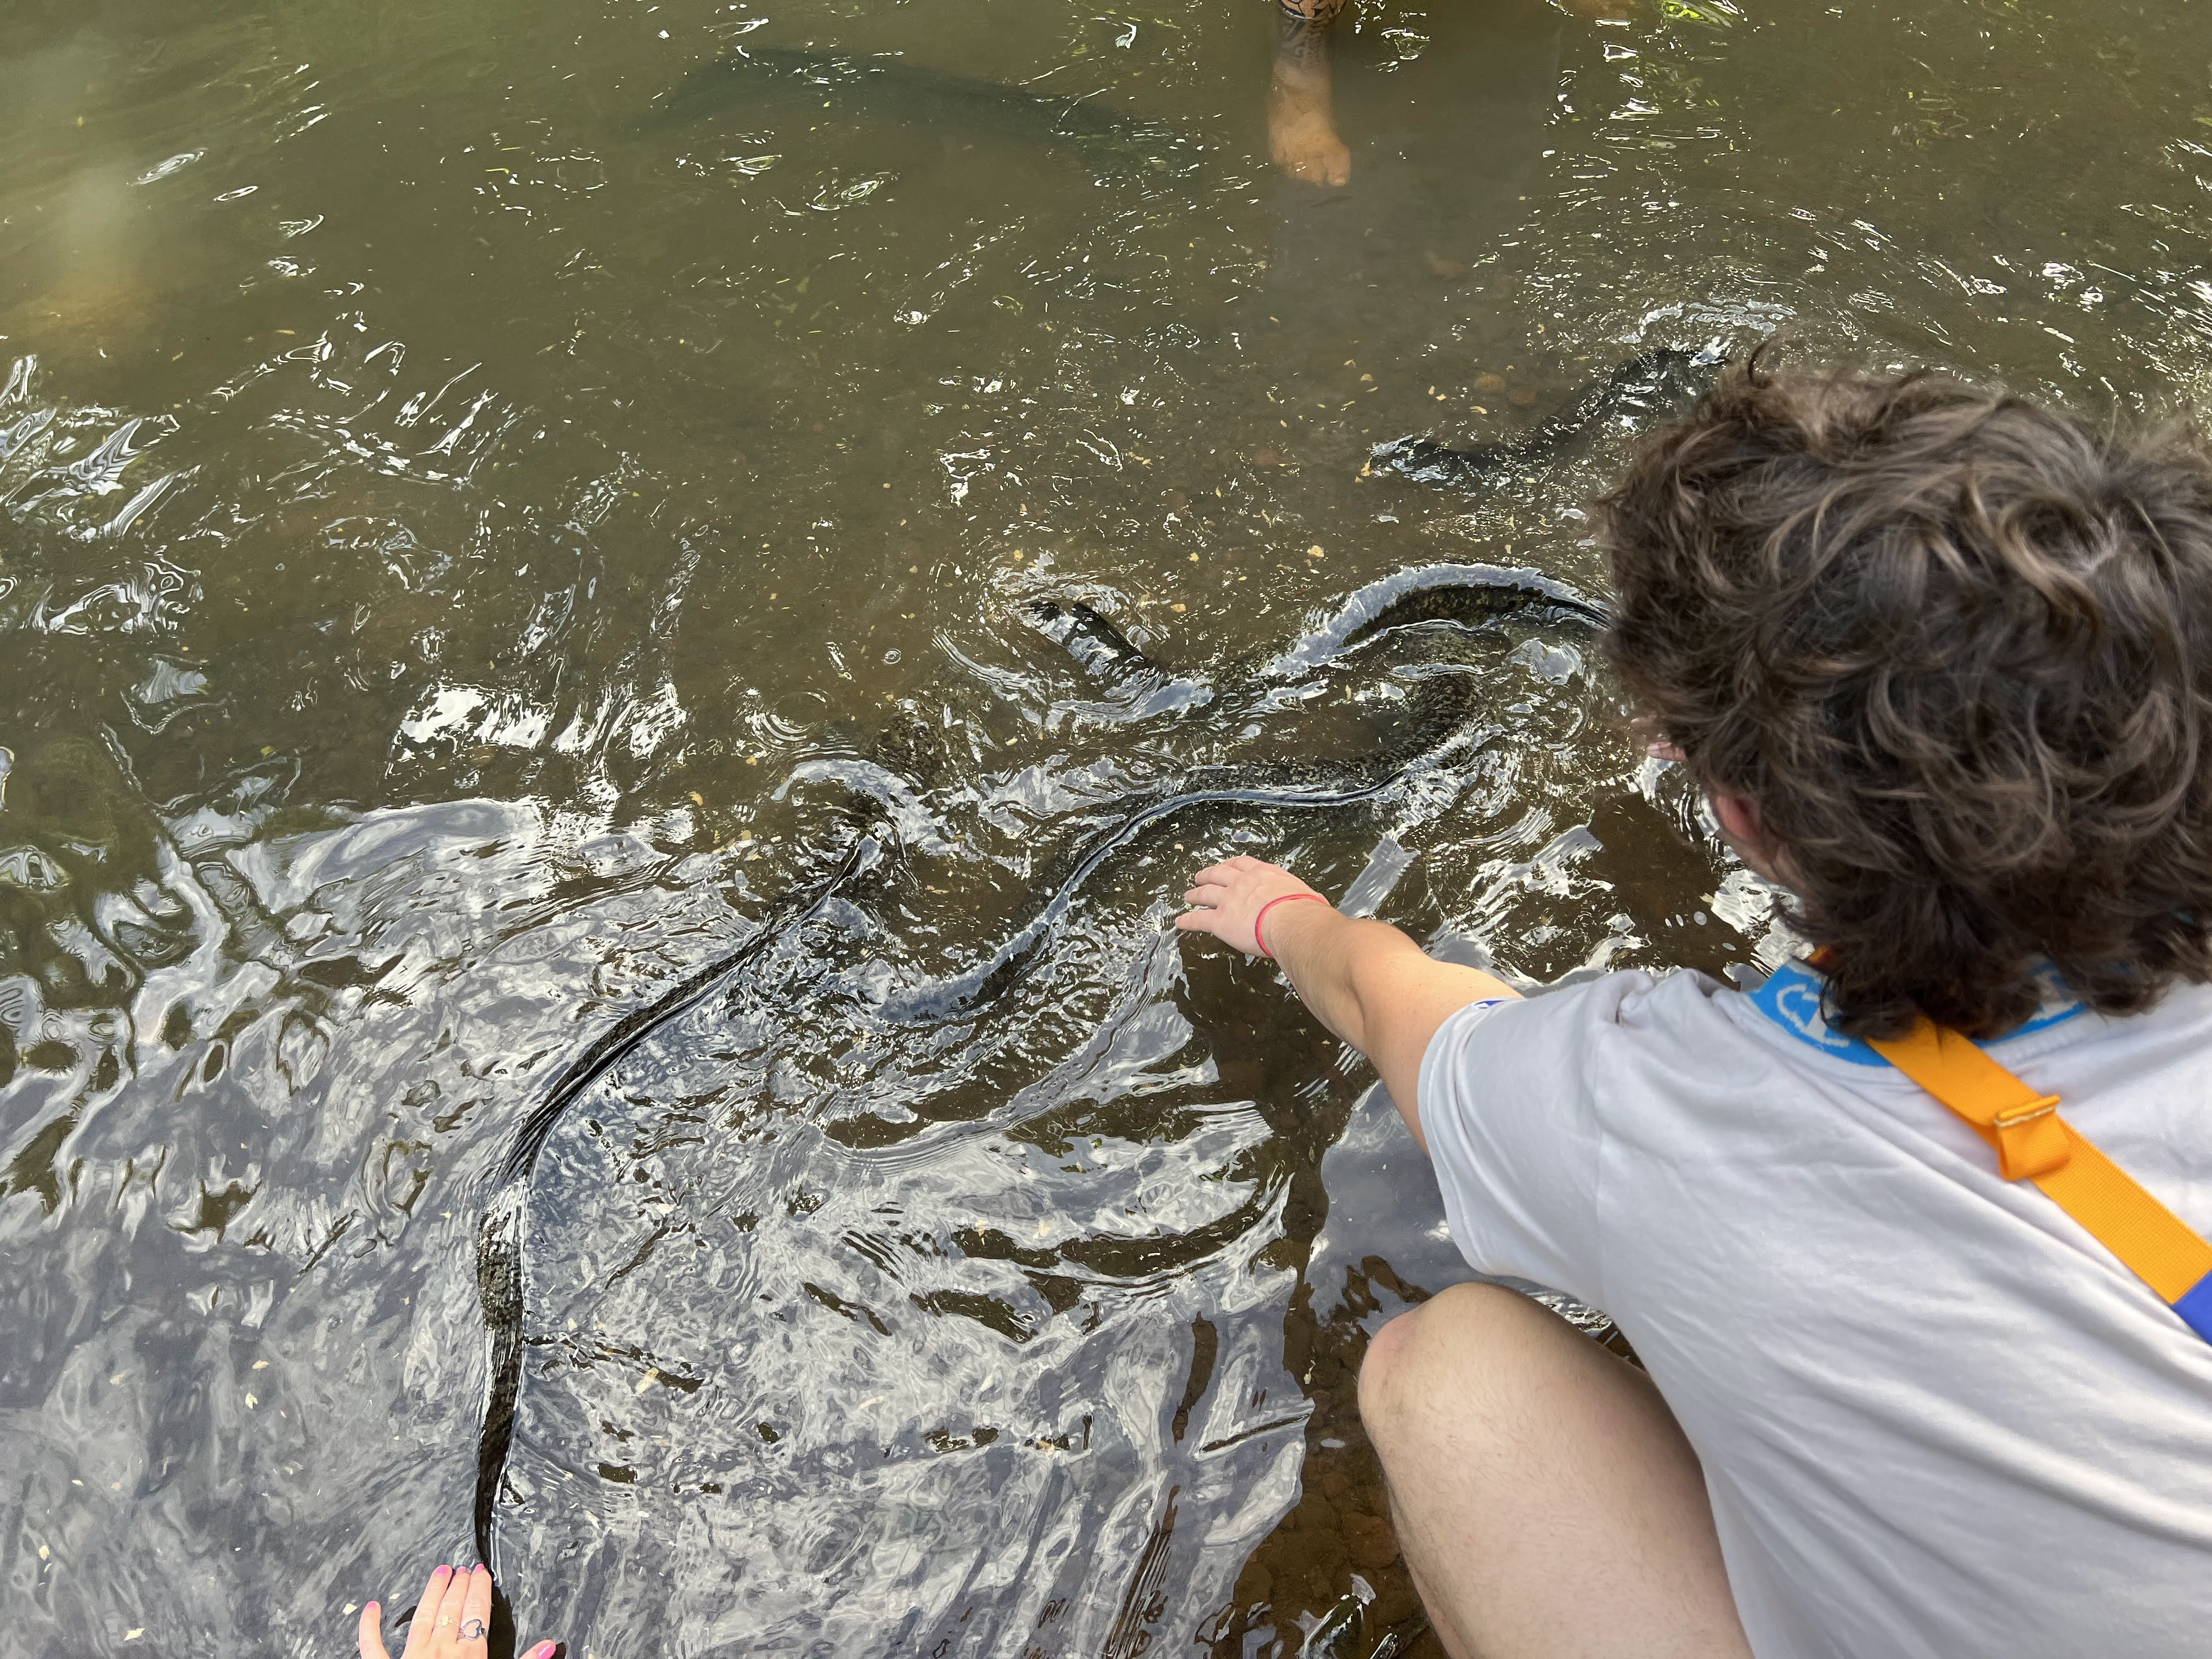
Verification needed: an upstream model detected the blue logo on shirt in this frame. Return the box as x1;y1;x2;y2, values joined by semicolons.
1747;958;2085;1065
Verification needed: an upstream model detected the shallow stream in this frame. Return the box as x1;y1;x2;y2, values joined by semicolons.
4;0;2211;1654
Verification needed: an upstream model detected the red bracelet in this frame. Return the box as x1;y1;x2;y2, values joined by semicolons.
1254;892;1329;959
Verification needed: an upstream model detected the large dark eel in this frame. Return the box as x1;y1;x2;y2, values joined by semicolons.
640;46;1190;179
468;568;1596;1588
882;570;1605;1025
467;347;1688;1600
470;831;883;1585
1370;347;1717;489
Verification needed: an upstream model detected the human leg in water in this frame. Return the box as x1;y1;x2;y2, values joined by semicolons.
1269;0;1350;185
1266;0;1632;191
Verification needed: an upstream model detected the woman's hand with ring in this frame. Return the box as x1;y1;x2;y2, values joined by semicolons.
358;1564;555;1659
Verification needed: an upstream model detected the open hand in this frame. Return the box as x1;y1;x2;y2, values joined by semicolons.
359;1564;555;1659
1177;856;1331;956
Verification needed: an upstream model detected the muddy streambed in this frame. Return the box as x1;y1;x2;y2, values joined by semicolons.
3;0;2210;1654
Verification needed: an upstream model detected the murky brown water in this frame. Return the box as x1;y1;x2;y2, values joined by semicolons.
5;0;2211;1654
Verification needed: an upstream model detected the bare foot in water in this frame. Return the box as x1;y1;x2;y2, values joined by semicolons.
1269;67;1350;187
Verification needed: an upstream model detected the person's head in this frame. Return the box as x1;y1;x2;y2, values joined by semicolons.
1601;353;2212;1038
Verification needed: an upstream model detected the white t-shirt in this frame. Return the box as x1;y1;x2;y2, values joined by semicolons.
1418;962;2212;1659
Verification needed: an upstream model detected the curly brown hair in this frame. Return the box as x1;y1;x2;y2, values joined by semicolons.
1600;355;2212;1038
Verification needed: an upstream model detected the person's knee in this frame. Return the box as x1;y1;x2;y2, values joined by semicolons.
1358;1280;1532;1451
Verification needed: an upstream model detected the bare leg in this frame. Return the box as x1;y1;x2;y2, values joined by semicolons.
1269;0;1350;187
1357;1283;1752;1659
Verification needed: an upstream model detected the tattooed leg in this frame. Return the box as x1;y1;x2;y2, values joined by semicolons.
1269;0;1350;185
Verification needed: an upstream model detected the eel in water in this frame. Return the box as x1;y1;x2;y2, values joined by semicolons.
1030;598;1165;685
472;831;883;1584
638;46;1192;179
877;568;1603;1025
467;348;1670;1600
1369;347;1718;490
468;560;1604;1592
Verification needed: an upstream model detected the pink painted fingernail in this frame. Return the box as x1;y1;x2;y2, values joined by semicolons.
532;1644;557;1658
434;1565;453;1578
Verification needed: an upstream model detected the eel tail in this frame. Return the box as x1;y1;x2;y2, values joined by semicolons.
474;1189;527;1576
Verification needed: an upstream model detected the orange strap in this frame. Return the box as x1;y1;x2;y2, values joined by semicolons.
1866;1022;2212;1307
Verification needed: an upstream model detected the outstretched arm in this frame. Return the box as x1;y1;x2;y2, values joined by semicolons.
1178;856;1519;1152
1269;0;1351;186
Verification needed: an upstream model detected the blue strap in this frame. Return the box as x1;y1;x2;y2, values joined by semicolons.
2171;1273;2212;1344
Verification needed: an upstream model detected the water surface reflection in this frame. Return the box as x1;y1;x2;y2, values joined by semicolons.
3;0;2210;1652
